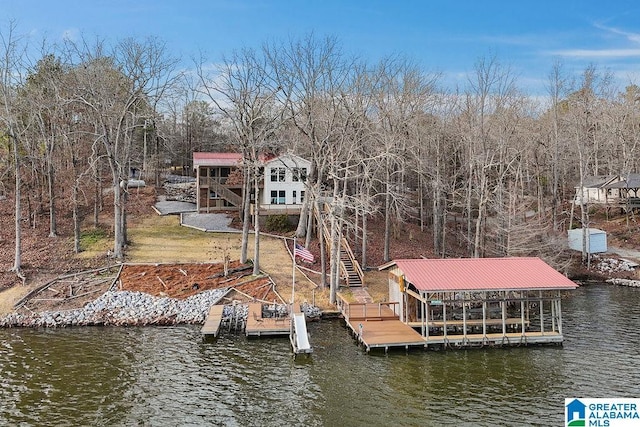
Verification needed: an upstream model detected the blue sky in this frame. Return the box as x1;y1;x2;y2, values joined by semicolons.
3;0;640;95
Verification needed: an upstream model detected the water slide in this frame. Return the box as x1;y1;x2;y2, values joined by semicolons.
291;313;313;354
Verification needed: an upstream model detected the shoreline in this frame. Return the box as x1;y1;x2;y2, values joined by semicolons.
0;288;322;328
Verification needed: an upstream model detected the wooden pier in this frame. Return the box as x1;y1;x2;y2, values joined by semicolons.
337;296;426;352
201;305;224;337
245;303;290;336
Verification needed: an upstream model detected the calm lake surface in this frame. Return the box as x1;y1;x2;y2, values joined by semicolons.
1;283;639;426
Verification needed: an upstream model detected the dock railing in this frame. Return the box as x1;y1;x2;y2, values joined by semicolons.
337;294;399;321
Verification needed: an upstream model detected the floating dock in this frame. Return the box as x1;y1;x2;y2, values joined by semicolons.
201;305;224;337
245;303;290;336
338;296;426;352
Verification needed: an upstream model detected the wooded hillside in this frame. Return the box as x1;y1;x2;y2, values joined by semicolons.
1;26;637;290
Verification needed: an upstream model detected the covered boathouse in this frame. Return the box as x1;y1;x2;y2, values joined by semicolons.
383;257;579;349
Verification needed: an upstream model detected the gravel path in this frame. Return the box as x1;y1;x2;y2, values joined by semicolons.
180;212;238;232
154;200;197;215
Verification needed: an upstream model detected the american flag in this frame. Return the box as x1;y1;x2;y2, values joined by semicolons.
294;243;315;263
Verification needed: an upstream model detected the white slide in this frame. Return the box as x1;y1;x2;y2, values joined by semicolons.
292;313;312;353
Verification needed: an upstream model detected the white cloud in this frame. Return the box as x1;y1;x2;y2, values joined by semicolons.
550;48;640;58
594;23;640;45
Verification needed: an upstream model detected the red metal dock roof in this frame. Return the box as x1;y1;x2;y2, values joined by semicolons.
392;257;578;292
193;152;243;168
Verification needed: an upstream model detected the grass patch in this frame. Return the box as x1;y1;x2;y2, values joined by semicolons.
77;227;111;257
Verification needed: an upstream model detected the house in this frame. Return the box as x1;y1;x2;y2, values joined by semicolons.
258;153;310;215
193;152;244;213
192;152;311;215
381;257;579;348
573;175;621;204
574;173;640;206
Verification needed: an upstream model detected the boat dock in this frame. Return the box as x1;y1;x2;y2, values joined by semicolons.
201;305;224;337
245;303;290;336
337;296;426;352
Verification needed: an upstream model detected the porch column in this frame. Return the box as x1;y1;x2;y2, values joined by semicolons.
501;291;506;336
551;293;557;332
520;296;526;335
442;299;447;341
482;292;487;337
196;167;201;212
424;296;429;341
539;290;545;335
462;292;467;340
556;293;563;335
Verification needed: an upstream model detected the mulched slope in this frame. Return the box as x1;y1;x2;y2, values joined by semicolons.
117;261;280;301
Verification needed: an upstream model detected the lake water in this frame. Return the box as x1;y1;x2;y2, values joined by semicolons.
1;283;639;426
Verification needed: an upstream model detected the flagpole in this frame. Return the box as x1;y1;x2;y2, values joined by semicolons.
291;237;296;305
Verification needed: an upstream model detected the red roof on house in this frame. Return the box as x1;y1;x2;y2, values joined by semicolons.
392;257;578;292
193;152;243;168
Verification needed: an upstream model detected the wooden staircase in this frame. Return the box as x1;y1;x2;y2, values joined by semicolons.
314;204;364;287
209;179;243;207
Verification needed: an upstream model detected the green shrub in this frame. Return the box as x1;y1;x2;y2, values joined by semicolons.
265;214;293;233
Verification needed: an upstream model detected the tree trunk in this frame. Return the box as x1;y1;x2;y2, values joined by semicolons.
329;180;340;304
73;182;81;253
252;166;260;276
113;182;124;258
12;136;23;277
383;161;391;262
316;195;327;289
47;153;57;237
240;160;251;264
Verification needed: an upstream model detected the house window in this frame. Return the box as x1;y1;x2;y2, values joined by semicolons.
292;167;307;182
209;190;219;199
270;190;286;204
301;191;305;203
293;190;297;204
270;167;286;182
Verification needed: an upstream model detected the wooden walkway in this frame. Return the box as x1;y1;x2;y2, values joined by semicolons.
201;305;224;337
337;297;426;352
337;295;563;351
245;303;290;336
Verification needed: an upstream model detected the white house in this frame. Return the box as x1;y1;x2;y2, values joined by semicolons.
260;153;311;212
573;175;621;204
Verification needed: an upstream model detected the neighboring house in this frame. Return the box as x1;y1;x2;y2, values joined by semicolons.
192;152;311;215
574;173;640;205
573;175;621;204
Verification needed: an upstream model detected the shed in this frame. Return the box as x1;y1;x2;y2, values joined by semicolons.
568;228;607;253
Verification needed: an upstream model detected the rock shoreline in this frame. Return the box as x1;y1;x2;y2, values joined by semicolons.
605;278;640;287
0;289;322;328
